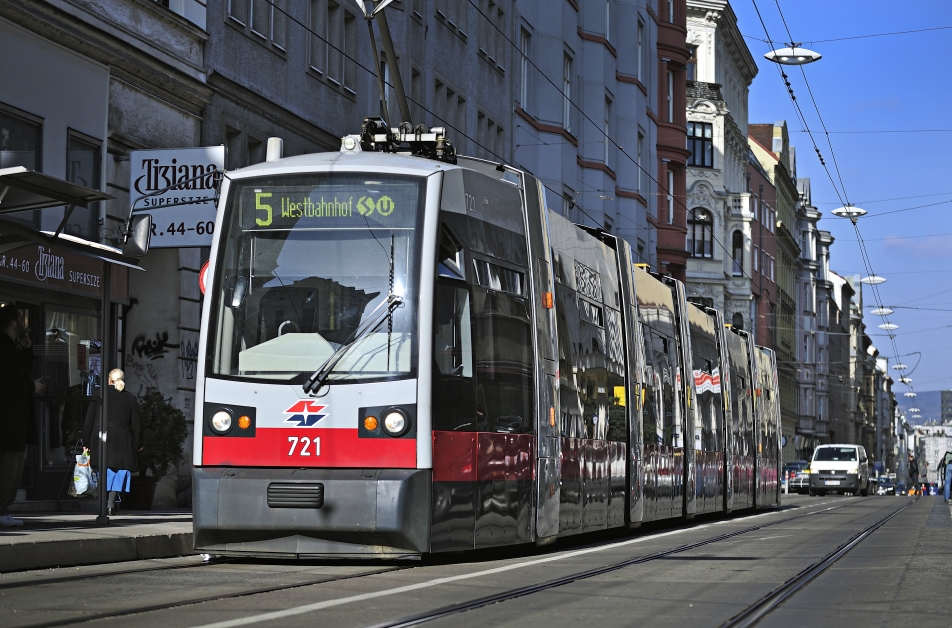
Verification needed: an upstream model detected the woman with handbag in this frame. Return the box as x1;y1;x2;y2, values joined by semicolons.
83;369;142;515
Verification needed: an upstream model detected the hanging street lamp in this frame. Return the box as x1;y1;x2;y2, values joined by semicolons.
764;45;822;66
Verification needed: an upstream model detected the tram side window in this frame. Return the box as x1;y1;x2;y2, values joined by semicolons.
472;287;533;433
432;282;478;431
641;330;660;445
647;329;677;447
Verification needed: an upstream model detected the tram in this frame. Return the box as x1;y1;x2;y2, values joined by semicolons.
192;121;781;558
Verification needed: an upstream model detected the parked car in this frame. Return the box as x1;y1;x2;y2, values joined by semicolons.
876;480;896;496
789;468;811;494
896;481;907;495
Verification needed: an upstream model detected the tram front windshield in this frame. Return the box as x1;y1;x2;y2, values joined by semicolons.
208;173;425;385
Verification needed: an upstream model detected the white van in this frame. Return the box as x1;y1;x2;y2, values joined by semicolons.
808;444;871;496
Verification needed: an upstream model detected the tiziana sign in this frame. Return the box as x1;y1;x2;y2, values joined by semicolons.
130;146;225;248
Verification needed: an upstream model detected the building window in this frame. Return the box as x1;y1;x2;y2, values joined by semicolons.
687;44;698;81
731;230;743;276
687;208;713;258
477;111;503;160
753;244;759;271
519;29;530;110
732;312;744;331
231;0;287;51
687;121;713;167
666;170;675;224
605;0;611;41
310;0;357;93
563;54;573;132
435;79;466;136
636;20;645;81
65;132;102;242
439;0;469;36
0;108;41;170
562;187;574;218
667;0;675;23
604;97;611;164
637;132;646;193
667;70;675;122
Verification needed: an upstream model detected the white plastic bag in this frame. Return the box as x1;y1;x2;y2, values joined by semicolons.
69;448;97;496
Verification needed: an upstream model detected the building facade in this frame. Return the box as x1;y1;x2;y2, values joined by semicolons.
514;0;668;269
683;0;757;325
0;0;210;505
814;228;835;445
748;121;799;460
794;177;820;459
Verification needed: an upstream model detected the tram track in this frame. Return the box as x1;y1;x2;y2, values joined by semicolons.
3;498;898;628
360;498;910;628
718;497;916;628
13;565;409;628
0;555;232;591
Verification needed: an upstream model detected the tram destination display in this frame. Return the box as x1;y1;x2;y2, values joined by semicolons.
239;175;422;230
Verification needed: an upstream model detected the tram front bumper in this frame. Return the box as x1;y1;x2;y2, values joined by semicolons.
193;467;430;558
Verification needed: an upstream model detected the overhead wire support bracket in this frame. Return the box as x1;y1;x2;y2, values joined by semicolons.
355;0;413;129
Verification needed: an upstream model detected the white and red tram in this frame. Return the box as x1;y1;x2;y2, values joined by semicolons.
192;126;781;558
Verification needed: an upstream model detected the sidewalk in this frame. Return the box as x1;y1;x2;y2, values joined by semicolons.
0;510;194;573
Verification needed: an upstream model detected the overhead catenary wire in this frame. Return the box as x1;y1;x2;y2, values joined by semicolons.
752;0;918;391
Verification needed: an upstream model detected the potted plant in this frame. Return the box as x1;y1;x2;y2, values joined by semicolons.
127;388;189;510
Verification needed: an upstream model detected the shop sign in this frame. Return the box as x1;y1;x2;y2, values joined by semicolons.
0;241;104;297
130;146;225;249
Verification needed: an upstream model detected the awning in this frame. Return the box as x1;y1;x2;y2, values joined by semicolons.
0;167;142;271
0;166;113;213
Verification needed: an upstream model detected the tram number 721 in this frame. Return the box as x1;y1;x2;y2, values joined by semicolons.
287;436;321;457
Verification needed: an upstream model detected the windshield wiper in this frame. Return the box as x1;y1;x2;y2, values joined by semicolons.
302;292;404;394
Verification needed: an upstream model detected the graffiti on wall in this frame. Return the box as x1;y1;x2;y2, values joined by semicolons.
125;353;161;390
179;339;199;380
131;331;180;360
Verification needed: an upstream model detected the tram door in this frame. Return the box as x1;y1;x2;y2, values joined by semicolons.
525;175;560;543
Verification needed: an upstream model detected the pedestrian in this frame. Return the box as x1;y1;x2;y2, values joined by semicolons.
945;454;952;502
83;368;142;515
0;304;44;527
908;453;920;497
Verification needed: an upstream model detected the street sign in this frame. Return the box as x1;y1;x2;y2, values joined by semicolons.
130;146;224;248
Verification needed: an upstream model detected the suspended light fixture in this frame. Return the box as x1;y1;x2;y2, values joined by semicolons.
893;364;908;370
861;275;886;285
764;45;822;66
899;377;912;384
909;407;921;413
904;392;917;397
871;307;894;316
831;204;867;220
879;323;899;331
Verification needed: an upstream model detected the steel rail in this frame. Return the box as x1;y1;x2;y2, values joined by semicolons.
362;499;870;628
18;566;408;628
0;556;233;591
718;498;916;628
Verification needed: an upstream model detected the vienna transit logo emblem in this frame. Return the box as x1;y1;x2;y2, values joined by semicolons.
283;401;328;427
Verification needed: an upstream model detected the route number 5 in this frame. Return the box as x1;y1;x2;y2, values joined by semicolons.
256;191;273;226
287;436;320;456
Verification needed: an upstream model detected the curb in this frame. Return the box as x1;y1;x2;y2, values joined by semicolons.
0;532;195;573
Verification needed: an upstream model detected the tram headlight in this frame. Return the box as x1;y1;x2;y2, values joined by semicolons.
210;410;233;434
382;409;409;437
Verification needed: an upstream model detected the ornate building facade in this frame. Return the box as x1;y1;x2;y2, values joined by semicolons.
683;1;758;327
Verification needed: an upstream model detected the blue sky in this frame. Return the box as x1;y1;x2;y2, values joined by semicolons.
731;1;952;403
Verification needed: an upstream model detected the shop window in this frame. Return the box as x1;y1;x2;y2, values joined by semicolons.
65;132;102;243
36;309;101;468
